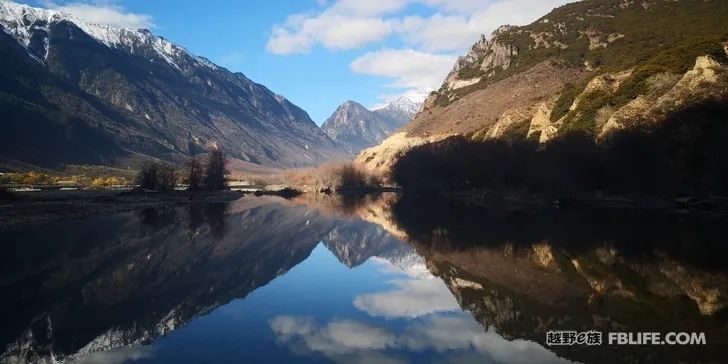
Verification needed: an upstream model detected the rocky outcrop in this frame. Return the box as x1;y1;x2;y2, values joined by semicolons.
444;34;490;90
526;99;558;143
481;41;519;75
355;132;454;176
482;108;532;139
599;56;728;138
442;27;519;94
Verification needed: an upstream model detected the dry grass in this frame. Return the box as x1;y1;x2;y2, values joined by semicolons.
283;162;383;190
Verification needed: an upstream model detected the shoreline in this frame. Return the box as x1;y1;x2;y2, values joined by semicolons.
448;190;728;216
3;187;727;230
0;190;247;229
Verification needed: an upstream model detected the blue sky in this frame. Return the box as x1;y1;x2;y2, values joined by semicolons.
23;0;573;124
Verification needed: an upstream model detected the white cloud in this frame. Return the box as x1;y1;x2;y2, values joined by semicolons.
266;13;392;55
270;316;400;363
267;0;575;112
395;13;479;52
399;315;570;364
270;314;571;364
265;0;406;55
43;1;154;29
267;0;573;55
353;278;459;318
350;49;456;90
396;0;574;52
329;0;410;16
419;0;486;13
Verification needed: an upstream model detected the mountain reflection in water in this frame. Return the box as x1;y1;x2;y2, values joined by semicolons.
0;194;726;364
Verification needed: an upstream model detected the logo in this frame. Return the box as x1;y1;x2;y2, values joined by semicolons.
546;331;603;346
546;331;707;346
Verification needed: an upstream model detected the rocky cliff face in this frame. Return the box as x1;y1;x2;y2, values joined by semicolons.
322;91;428;154
0;2;349;172
358;0;728;175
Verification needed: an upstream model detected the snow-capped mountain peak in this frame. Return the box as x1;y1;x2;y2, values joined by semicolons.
373;88;433;116
0;1;214;70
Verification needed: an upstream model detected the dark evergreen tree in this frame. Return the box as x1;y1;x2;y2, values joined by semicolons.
204;150;228;190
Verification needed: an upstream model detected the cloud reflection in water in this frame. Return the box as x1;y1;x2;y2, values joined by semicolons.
270;257;571;364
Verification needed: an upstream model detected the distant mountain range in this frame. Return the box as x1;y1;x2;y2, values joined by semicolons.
322;90;429;154
0;1;350;173
358;0;728;174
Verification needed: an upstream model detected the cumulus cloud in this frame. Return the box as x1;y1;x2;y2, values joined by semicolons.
270;316;403;363
266;7;395;55
267;0;574;109
353;278;460;318
329;0;410;17
270;316;397;354
396;0;574;52
399;315;569;364
269;314;570;364
43;1;154;29
350;49;456;90
267;0;574;54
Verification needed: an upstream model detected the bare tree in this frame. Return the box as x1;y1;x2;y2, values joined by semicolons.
135;161;177;191
187;154;203;191
136;162;159;190
158;163;178;191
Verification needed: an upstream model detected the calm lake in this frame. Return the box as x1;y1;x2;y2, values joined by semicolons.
1;194;727;364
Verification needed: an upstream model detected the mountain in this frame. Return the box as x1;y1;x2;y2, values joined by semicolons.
0;2;350;173
322;219;412;268
321;101;394;154
358;0;728;174
373;89;432;125
322;91;428;154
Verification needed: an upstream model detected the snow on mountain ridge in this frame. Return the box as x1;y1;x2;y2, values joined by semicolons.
373;88;433;115
0;1;215;70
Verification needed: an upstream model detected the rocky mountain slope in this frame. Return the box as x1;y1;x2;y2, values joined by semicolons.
0;1;349;172
322;90;428;154
358;0;728;174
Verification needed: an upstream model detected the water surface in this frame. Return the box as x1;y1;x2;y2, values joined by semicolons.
1;195;727;364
